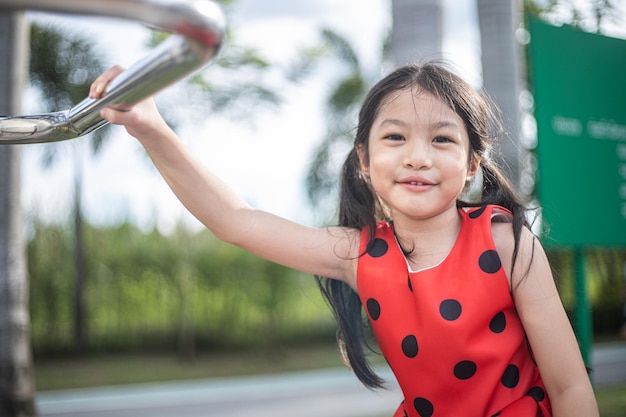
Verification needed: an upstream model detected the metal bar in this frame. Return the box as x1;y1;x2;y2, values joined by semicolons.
0;0;226;144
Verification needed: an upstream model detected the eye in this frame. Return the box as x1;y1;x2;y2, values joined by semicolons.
433;135;453;143
384;134;405;141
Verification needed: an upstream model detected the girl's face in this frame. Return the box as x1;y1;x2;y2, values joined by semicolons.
360;88;478;222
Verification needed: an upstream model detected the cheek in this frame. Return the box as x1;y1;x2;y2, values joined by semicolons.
365;156;394;194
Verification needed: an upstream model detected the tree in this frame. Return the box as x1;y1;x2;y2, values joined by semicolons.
390;0;443;65
28;22;110;355
524;0;621;34
476;0;524;187
26;2;319;360
0;10;37;417
304;28;387;222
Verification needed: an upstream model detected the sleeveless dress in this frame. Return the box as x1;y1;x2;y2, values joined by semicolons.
357;205;552;417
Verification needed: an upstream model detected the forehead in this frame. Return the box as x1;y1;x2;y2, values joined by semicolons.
374;87;462;126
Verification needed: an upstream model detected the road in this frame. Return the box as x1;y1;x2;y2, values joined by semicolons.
37;367;402;417
592;341;626;387
36;342;625;417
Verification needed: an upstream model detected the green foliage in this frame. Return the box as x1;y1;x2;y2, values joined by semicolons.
29;23;111;159
304;28;381;222
146;5;322;125
546;248;626;337
596;384;626;417
28;221;335;357
523;0;622;34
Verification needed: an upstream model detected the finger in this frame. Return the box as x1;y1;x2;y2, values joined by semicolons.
99;108;114;123
100;107;127;125
89;65;126;99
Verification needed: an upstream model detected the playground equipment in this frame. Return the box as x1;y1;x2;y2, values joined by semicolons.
0;0;226;144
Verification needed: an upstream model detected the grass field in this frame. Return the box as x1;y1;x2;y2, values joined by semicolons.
35;345;625;416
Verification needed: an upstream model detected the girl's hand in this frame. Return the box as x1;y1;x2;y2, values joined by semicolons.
89;65;168;140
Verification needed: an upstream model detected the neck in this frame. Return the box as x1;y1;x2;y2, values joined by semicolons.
392;206;462;268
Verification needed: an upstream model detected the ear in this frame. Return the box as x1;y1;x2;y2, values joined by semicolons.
356;143;369;176
467;155;481;181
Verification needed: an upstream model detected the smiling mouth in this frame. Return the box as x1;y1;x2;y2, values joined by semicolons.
402;180;435;186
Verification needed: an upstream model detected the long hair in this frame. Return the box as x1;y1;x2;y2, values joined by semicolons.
317;62;530;389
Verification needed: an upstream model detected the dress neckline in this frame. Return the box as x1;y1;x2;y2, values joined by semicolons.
394;208;467;274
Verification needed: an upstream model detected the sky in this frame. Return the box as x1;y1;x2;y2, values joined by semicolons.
19;0;626;235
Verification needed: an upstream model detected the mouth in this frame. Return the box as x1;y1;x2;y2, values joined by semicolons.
399;177;435;186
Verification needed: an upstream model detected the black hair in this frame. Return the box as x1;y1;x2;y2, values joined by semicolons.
317;62;530;389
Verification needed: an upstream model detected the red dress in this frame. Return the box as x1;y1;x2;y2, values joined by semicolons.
357;205;552;417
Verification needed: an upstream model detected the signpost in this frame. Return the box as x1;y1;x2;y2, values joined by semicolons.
528;18;626;367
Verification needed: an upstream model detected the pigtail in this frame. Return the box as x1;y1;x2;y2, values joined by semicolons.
337;147;378;234
315;146;385;389
316;279;385;388
478;162;533;284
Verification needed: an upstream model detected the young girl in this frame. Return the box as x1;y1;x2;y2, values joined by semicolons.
90;62;598;417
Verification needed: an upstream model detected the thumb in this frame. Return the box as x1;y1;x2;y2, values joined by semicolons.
100;107;126;125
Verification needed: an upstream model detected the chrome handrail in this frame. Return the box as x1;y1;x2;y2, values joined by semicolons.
0;0;226;144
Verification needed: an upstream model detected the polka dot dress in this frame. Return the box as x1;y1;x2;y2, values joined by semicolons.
357;205;552;417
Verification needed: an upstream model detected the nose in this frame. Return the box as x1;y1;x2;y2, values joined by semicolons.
403;138;432;170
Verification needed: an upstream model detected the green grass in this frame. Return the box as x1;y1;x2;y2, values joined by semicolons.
34;344;346;391
34;345;625;416
596;384;626;417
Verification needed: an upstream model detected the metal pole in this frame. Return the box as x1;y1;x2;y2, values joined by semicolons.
574;248;593;371
0;0;226;144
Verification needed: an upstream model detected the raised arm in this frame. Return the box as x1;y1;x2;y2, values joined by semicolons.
90;66;359;287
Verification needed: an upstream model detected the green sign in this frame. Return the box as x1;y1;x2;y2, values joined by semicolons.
528;18;626;247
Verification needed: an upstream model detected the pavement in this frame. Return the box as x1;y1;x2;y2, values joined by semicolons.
591;341;626;386
36;367;402;417
35;342;625;417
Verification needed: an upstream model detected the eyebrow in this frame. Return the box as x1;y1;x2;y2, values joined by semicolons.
378;118;408;128
431;120;461;130
378;118;461;130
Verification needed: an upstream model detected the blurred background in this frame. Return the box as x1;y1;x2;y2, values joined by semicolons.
0;0;625;416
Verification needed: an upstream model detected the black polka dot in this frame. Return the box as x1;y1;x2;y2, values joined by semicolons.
366;298;381;320
413;397;434;417
453;360;477;380
367;238;388;257
489;312;506;333
501;364;520;388
401;335;419;358
469;205;487;218
526;386;545;402
439;299;462;321
407;276;413;292
479;250;502;274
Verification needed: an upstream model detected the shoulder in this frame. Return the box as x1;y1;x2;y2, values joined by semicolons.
360;221;394;244
488;206;545;288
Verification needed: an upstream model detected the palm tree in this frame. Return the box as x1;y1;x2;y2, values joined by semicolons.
390;0;443;65
0;10;37;417
304;28;388;222
28;22;111;356
476;0;524;187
